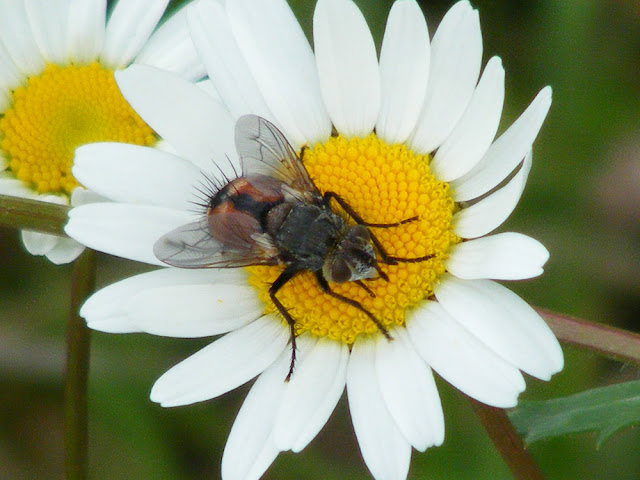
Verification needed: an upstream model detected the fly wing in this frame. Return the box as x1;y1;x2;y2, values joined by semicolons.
235;115;320;200
153;217;279;269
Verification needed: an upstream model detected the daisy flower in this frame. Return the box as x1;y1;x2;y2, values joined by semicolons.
0;0;205;264
65;0;564;478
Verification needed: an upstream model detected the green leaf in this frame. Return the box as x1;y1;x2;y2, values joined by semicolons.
509;380;640;447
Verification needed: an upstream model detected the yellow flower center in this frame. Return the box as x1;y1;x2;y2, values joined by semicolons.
246;134;459;344
0;62;155;195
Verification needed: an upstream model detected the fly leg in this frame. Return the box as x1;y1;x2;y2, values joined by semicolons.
315;272;392;341
270;265;300;382
323;191;434;265
323;191;417;227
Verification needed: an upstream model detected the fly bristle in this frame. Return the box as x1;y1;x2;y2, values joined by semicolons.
189;156;241;214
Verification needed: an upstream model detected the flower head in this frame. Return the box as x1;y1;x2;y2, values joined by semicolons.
0;0;204;263
65;0;563;478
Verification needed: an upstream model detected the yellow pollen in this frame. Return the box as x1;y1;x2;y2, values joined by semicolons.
0;62;156;195
246;134;460;344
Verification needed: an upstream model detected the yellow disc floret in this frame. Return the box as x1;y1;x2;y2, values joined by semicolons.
246;134;459;344
0;62;155;195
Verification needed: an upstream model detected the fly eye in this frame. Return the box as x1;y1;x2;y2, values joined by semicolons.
327;258;352;283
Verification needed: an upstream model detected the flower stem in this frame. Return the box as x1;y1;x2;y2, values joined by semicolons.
536;308;640;364
468;397;546;480
64;249;96;480
0;194;69;236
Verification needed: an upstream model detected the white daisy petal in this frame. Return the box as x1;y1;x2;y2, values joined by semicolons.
25;0;69;64
452;86;552;201
375;327;445;451
407;300;525;408
21;230;58;256
195;78;222;102
102;0;169;68
445;232;549;280
0;0;45;76
44;236;85;264
0;42;23;90
150;314;289;407
347;337;411;480
222;347;292;480
228;0;331;148
376;0;430;144
0;178;38;199
409;1;482;154
124;283;263;338
81;268;247;329
66;0;106;64
73;142;202;210
134;6;206;81
452;150;532;238
69;186;107;206
431;56;505;182
188;0;274;122
435;275;564;380
273;337;348;452
314;0;380;138
115;65;237;171
65;203;193;266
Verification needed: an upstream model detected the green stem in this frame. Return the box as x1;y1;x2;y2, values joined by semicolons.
64;249;96;480
536;308;640;365
0;194;70;236
468;397;546;480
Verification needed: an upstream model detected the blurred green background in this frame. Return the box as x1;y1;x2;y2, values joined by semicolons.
2;0;640;478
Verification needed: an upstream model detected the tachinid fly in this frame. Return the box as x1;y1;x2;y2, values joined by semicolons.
154;115;432;380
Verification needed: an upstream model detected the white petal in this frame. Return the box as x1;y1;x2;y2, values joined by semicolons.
65;203;193;266
314;0;380;138
228;0;331;148
431;56;505;182
21;230;58;256
347;337;411;480
375;327;444;451
273;337;347;452
452;150;532;238
0;0;45;75
102;0;169;68
188;0;274;121
376;0;430;144
435;275;564;380
195;78;222;103
66;0;106;64
81;268;247;330
407;300;525;408
116;65;237;171
0;178;38;198
0;42;23;91
134;5;206;81
73;142;202;210
409;1;482;154
222;347;292;480
445;232;549;280
150;314;289;407
69;186;107;206
25;0;70;64
44;236;85;264
452;87;552;201
124;283;263;337
20;192;70;257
